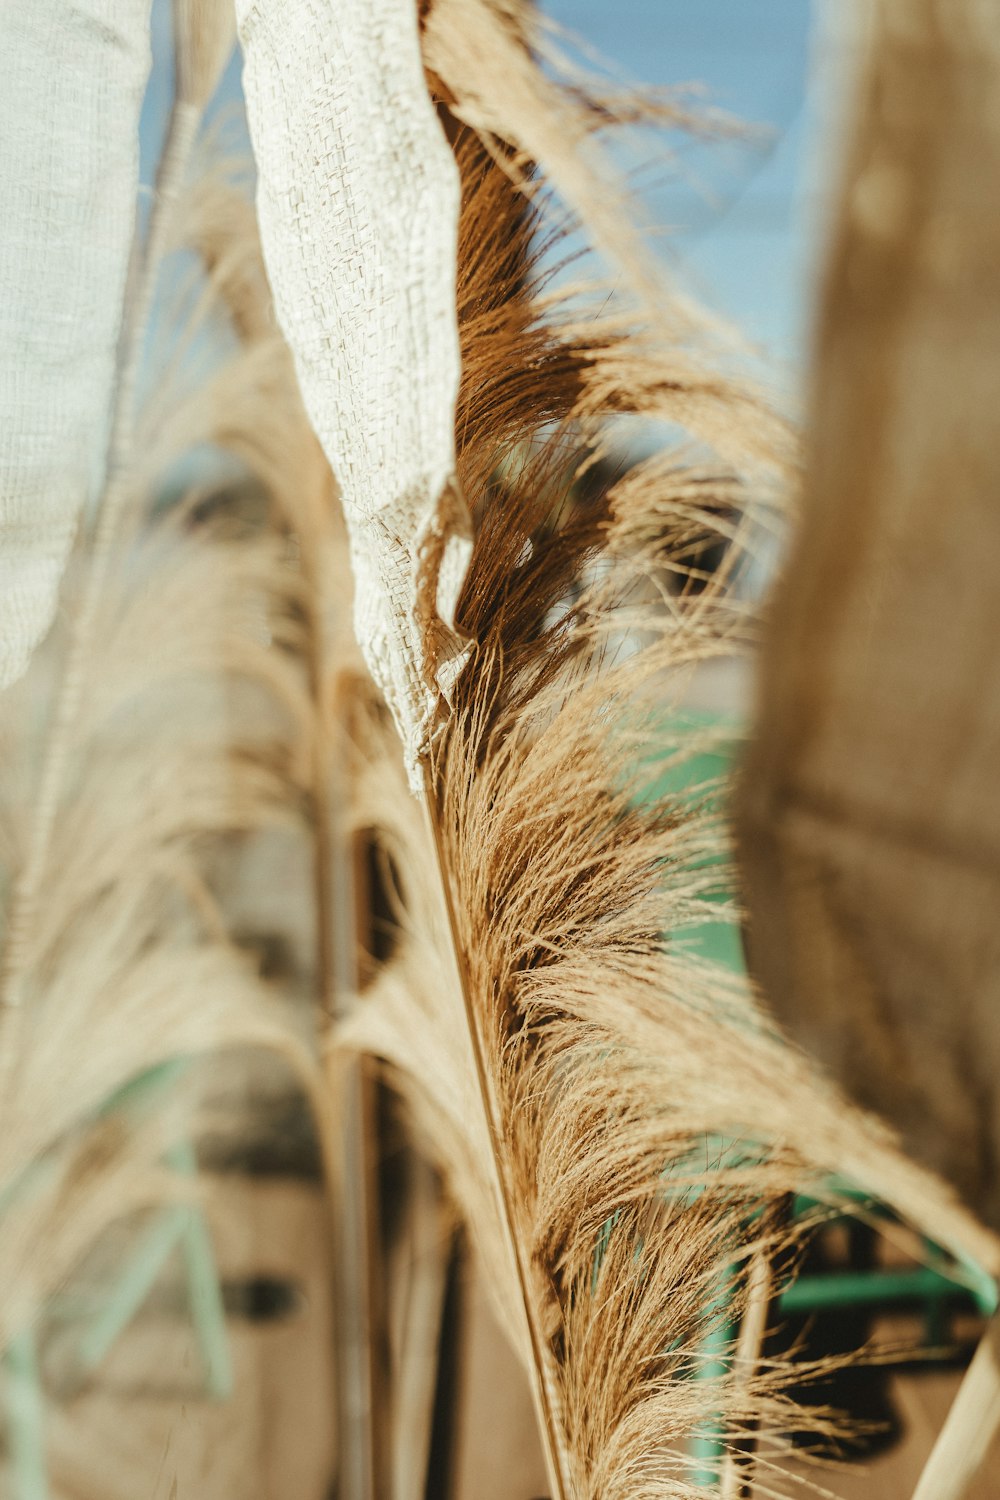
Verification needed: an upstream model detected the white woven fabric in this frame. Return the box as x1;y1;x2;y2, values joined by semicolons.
237;0;472;786
0;2;152;688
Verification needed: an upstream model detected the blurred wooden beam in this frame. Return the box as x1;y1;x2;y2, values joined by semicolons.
739;0;1000;1233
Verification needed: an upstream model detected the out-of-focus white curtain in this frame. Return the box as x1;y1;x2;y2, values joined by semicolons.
237;0;471;786
0;1;152;687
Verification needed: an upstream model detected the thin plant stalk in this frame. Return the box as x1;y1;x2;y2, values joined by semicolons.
911;1311;1000;1500
329;799;389;1500
422;767;572;1500
720;1250;772;1500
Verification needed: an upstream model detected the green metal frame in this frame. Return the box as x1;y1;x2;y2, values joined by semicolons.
1;1060;231;1500
644;714;999;1486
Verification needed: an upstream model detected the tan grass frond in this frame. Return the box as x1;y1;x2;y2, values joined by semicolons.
330;15;1000;1496
423;0;765;357
330;675;512;1320
0;116;329;1374
181;135;395;1492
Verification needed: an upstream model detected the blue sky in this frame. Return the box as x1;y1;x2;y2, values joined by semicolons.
141;0;819;367
542;0;818;366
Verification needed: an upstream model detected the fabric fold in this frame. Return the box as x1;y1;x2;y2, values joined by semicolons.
237;0;473;787
0;1;153;687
